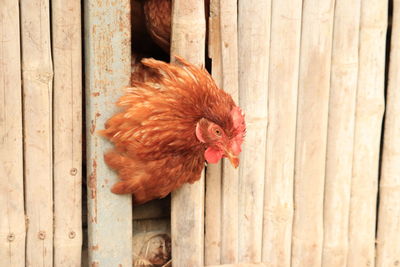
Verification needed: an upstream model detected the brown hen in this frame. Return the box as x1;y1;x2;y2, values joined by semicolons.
101;57;245;205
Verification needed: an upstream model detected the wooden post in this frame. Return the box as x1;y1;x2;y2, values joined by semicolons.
52;0;82;265
237;0;271;262
0;1;25;266
20;0;54;265
376;2;400;265
322;0;361;266
291;0;335;266
220;0;240;264
347;0;388;266
262;0;302;265
170;0;206;266
205;0;223;264
84;0;133;265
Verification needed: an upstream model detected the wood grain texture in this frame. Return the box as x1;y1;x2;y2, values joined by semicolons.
347;0;388;266
238;0;271;263
220;0;240;264
291;0;335;266
322;0;361;266
0;1;25;266
20;0;54;265
52;0;83;266
205;1;223;265
376;1;400;265
84;0;133;266
262;0;302;265
376;0;400;267
170;0;206;266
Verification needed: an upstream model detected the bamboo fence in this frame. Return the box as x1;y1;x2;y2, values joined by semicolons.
0;1;25;266
1;0;400;266
84;0;133;265
170;0;206;266
1;0;83;266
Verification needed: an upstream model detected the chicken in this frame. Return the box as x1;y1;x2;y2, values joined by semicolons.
142;0;209;53
101;57;245;204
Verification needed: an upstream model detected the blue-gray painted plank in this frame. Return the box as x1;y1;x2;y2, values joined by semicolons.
84;0;132;265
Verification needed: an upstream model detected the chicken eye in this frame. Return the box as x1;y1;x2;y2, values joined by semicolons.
214;128;222;136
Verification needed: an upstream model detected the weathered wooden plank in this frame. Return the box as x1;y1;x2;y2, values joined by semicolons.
291;0;335;266
238;0;271;262
376;0;400;265
205;1;223;265
84;0;133;265
170;0;206;266
219;0;240;264
347;0;388;266
20;0;54;265
322;0;361;266
0;1;25;266
52;0;82;266
262;0;302;265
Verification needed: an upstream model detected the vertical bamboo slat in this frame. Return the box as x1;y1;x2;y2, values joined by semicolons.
347;0;388;266
20;0;54;265
52;0;82;265
262;0;302;265
376;1;400;265
237;0;271;262
205;0;223;264
220;0;240;264
322;0;361;266
0;1;25;266
170;0;206;266
291;0;335;266
84;0;133;265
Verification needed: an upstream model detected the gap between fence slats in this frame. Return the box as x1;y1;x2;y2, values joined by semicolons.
376;2;400;264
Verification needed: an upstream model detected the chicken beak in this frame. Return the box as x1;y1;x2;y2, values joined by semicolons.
224;150;240;168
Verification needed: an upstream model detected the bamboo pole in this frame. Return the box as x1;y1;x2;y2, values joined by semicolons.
322;0;361;266
0;1;25;266
84;0;133;265
262;0;302;265
376;2;400;265
291;0;335;266
52;0;82;266
347;0;388;266
20;0;54;265
205;0;223;264
170;0;206;266
220;0;240;264
237;0;271;262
